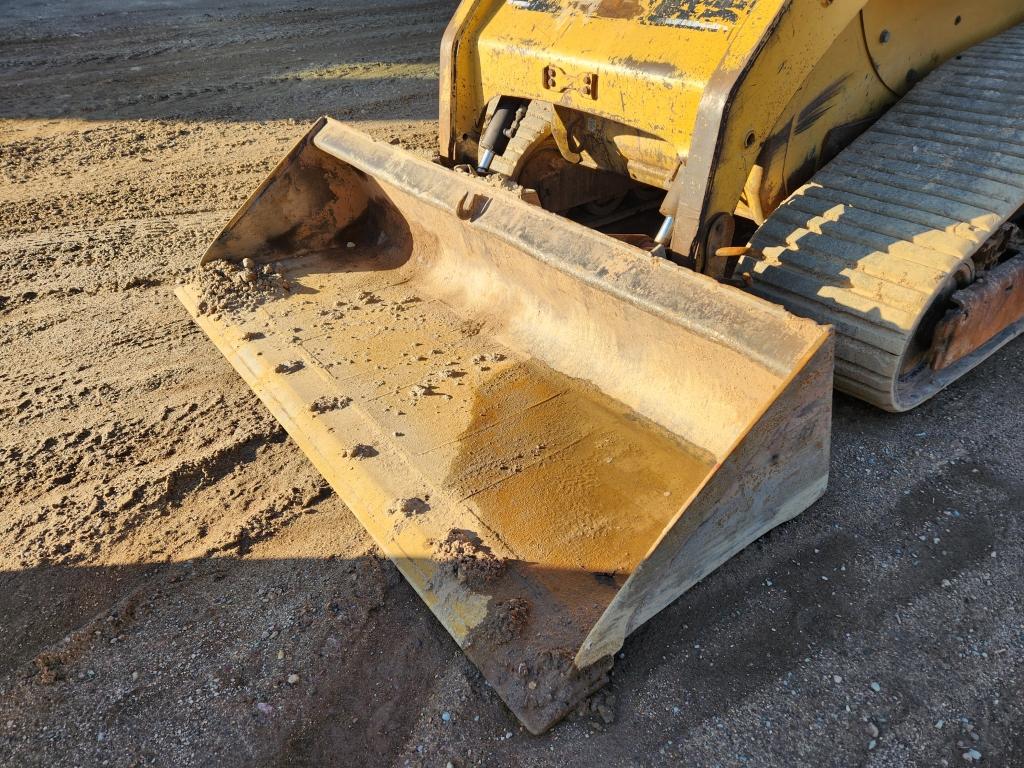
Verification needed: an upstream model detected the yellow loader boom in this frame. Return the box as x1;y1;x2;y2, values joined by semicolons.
442;0;1023;263
178;0;1024;733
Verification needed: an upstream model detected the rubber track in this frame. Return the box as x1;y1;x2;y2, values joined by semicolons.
489;101;554;177
742;24;1024;411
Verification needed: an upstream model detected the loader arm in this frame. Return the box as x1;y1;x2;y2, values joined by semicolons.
439;0;1024;266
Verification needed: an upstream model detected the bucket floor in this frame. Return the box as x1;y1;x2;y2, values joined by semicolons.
177;248;719;731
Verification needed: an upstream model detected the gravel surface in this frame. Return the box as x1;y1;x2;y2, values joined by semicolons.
1;2;1022;766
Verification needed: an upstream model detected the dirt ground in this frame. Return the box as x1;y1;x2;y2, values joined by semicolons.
1;2;1022;766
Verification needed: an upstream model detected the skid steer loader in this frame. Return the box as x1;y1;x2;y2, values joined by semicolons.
176;0;1024;733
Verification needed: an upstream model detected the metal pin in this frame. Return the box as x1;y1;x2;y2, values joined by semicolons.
477;148;496;173
654;215;675;246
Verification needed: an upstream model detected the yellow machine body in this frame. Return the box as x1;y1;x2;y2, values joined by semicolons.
441;0;1024;261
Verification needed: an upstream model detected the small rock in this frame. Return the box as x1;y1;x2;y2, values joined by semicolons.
274;360;304;374
390;497;430;517
870;682;881;693
287;673;300;685
350;443;378;459
936;720;945;729
962;748;982;763
346;242;356;249
867;722;879;739
242;258;256;271
256;702;274;715
441;711;451;722
833;674;843;684
240;269;258;284
868;740;876;751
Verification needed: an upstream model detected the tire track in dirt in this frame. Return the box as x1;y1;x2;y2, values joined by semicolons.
0;2;458;764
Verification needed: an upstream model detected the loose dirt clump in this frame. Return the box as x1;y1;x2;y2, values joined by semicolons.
193;258;290;316
481;648;612;731
409;383;437;400
435;528;506;587
347;443;379;459
470;597;530;646
309;395;352;414
274;360;304;374
577;689;617;725
389;496;431;518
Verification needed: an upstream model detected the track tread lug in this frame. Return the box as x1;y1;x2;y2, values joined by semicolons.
744;23;1024;410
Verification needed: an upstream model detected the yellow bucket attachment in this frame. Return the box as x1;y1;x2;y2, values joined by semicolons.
176;117;833;733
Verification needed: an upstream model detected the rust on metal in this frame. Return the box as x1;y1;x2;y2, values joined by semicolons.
931;254;1024;371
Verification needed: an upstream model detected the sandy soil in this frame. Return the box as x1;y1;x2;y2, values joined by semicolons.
1;2;1022;766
